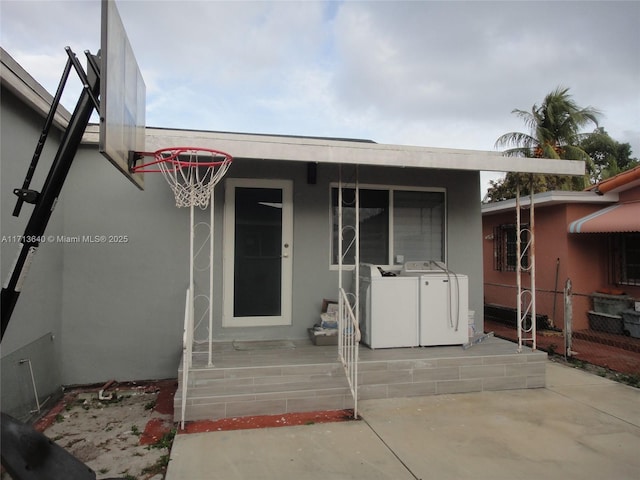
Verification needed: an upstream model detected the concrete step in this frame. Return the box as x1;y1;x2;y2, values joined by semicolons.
175;361;353;421
174;338;548;423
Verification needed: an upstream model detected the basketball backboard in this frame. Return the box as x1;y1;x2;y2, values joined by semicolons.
99;0;145;189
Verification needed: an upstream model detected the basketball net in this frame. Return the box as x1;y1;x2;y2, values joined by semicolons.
132;147;233;208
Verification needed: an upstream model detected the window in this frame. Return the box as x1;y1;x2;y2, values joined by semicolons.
613;233;640;286
331;186;445;266
493;224;530;272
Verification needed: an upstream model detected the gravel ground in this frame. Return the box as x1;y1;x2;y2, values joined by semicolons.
2;383;176;480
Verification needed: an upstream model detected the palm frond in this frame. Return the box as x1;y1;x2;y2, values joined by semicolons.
500;147;534;158
497;86;601;160
494;132;537;150
563;145;593;165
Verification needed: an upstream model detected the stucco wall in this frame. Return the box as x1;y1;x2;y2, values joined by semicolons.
483;201;634;331
59;146;186;384
2;80;485;387
1;89;64;416
57;149;483;384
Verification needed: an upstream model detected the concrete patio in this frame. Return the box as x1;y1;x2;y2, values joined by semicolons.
176;336;546;422
166;360;640;479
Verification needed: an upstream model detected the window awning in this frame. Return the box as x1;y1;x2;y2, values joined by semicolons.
568;202;640;233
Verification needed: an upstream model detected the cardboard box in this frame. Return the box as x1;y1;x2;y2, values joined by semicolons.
308;328;339;346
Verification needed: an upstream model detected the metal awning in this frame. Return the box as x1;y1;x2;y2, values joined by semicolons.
568;201;640;233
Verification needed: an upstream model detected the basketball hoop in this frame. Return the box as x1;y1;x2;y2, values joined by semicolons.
131;147;233;208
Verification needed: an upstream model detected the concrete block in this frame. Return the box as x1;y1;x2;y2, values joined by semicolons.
359;370;413;386
483;376;527;391
286;395;347;413
388;382;437;397
226;399;288;418
482;354;526;365
460;364;506;379
506;362;546;377
224;366;283;379
413;366;459;382
358;361;391;372
436;379;482;394
358;384;389;400
182;402;226;422
436;357;484;367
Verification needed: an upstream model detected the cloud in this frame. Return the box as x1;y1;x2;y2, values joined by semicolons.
328;1;639;151
1;0;638;157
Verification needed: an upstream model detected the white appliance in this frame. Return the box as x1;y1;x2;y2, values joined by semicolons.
400;261;469;346
358;264;419;348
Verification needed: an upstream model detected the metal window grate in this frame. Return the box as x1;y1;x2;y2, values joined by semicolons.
614;233;640;286
494;224;529;272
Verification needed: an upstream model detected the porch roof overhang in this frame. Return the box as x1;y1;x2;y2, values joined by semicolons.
568;201;640;233
82;126;585;176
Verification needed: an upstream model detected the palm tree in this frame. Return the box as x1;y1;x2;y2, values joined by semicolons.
496;86;600;159
489;87;601;199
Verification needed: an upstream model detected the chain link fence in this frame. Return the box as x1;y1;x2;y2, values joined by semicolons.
484;281;640;382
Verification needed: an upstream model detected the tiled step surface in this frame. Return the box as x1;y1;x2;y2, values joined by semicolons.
357;352;546;400
175;362;353;421
175;344;547;422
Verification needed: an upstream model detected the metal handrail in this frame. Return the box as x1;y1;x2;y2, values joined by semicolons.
180;288;193;430
338;287;360;418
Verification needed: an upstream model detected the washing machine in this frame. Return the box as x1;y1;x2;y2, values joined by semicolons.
358;264;419;348
400;261;469;346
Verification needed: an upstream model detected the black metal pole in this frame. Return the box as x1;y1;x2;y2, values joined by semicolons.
12;54;73;217
1;53;100;341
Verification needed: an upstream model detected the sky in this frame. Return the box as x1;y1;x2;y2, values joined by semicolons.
2;0;639;193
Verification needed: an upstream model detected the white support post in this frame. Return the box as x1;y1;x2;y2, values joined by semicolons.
180;287;191;430
208;194;214;367
529;180;536;350
516;177;536;352
189;202;195;356
355;167;359;331
338;167;343;295
336;164;360;419
337;165;343;357
516;183;522;352
353;167;360;418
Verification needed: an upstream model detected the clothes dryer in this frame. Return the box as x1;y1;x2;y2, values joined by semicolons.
358;264;419;348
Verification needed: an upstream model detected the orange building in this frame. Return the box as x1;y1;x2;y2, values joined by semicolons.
482;166;640;333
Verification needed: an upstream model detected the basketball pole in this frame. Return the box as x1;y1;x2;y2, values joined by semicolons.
1;51;101;341
208;193;215;367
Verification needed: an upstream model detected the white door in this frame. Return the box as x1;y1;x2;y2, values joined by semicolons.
223;179;293;327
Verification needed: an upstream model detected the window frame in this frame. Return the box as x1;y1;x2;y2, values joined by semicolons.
329;183;447;270
612;232;640;286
